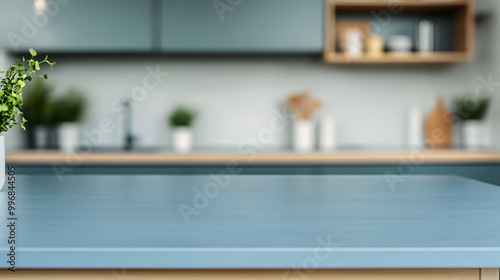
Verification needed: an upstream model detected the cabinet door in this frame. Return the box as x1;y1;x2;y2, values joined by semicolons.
161;0;323;53
0;0;153;52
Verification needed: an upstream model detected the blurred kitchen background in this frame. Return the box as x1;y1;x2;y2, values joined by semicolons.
0;0;499;184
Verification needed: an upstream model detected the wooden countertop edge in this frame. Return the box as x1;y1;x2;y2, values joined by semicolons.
6;151;500;165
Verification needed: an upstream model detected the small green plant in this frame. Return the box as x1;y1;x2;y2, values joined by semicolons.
50;88;87;124
453;94;490;121
0;49;55;133
23;77;53;127
169;107;196;127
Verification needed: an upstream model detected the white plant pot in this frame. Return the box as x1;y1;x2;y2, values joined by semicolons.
293;120;314;152
34;126;48;150
0;136;4;191
462;121;488;149
172;128;193;153
59;122;80;152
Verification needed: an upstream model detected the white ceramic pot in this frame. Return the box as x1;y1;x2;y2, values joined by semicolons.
293;120;314;152
34;125;48;149
59;122;80;152
172;128;193;153
462;121;488;149
0;136;4;191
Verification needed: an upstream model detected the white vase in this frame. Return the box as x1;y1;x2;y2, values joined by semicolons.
172;128;193;153
59;122;80;152
0;136;4;191
293;120;314;152
462;121;488;149
407;107;423;149
34;126;48;149
319;115;337;151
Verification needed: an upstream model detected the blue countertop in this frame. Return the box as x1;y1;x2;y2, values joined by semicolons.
1;174;500;269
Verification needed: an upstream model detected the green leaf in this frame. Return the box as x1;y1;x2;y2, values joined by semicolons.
0;90;3;97
35;61;40;71
0;104;8;112
29;60;35;71
29;48;37;57
43;74;48;79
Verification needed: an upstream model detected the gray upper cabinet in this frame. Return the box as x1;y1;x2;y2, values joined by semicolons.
0;0;153;52
161;0;323;53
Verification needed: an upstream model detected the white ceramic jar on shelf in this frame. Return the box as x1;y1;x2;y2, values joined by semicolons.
293;120;314;152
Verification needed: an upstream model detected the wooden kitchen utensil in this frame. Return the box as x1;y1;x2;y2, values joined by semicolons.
425;96;452;149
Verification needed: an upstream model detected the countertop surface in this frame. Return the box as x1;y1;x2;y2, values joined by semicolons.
1;174;500;269
6;149;500;165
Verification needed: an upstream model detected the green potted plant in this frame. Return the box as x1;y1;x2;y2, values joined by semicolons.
23;77;54;149
0;49;55;189
168;106;196;152
51;88;87;151
453;94;490;149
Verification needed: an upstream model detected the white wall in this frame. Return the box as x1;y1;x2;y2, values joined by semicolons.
15;54;483;151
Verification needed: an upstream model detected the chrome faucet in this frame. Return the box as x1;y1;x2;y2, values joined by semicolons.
122;97;135;151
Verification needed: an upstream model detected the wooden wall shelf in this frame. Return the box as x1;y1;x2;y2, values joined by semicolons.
324;0;475;64
324;52;470;64
335;1;469;9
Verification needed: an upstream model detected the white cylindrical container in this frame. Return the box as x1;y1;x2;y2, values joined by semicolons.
293;120;314;152
0;136;4;191
319;115;337;151
34;126;48;150
407;107;423;149
172;128;193;153
59;123;80;152
418;20;434;53
463;121;488;149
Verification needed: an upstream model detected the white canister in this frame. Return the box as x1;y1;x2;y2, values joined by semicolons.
319;115;337;151
418;20;434;53
407;107;423;149
293;120;314;152
0;136;4;191
59;123;80;152
172;128;193;153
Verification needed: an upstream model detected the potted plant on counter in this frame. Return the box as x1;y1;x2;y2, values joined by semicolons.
168;106;196;153
454;94;490;149
23;77;53;149
52;88;87;151
0;49;55;189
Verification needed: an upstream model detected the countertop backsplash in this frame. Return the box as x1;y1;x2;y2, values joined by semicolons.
2;52;498;152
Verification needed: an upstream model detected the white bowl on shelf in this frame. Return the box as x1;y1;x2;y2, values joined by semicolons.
387;35;412;54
